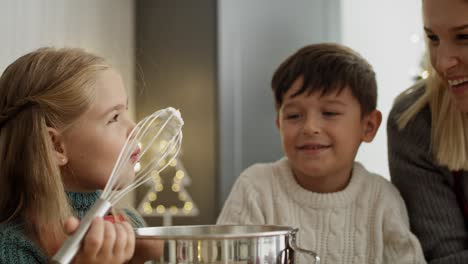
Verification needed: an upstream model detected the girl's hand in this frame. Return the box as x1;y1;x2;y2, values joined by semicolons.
64;216;135;264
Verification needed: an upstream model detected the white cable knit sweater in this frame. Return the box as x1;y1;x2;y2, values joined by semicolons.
217;158;426;264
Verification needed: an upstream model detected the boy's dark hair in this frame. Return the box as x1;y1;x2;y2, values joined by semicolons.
271;43;377;115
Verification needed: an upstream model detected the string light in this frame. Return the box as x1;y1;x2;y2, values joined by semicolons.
170;206;178;214
155;183;164;192
148;192;157;201
421;70;429;79
152;173;160;181
178;193;187;201
172;184;180;192
177;170;185;177
158;140;168;152
143;202;153;214
183;202;193;214
410;33;420;43
137;153;199;221
156;205;166;214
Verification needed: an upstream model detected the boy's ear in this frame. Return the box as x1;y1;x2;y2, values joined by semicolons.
47;127;68;166
361;110;382;142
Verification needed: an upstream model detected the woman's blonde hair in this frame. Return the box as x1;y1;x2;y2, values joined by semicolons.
396;65;468;171
0;47;110;254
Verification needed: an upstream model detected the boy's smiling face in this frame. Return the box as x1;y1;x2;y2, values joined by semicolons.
277;76;381;193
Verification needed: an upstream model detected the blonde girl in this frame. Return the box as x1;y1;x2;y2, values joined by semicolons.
0;48;144;263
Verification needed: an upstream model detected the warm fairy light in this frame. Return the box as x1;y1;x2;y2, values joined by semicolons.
156;205;166;214
178;193;187;201
137;159;199;220
152;173;160;181
143;202;153;214
172;184;180;192
197;241;202;260
159;140;168;152
175;170;184;179
148;192;157;201
170;206;178;214
183;202;193;213
169;147;177;155
155;183;163;192
158;159;166;169
421;70;429;79
410;33;420;43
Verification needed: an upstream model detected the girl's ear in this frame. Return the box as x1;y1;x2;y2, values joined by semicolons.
47;127;68;166
361;110;382;143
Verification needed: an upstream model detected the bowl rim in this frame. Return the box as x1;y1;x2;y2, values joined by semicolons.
134;224;295;239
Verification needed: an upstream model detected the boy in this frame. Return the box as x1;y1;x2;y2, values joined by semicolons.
217;43;426;264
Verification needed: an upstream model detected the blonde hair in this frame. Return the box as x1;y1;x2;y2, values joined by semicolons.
0;47;110;255
396;65;468;171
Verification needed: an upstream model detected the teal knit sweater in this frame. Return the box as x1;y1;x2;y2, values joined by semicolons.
0;191;144;263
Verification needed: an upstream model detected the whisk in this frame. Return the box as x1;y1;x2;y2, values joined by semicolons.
52;107;184;264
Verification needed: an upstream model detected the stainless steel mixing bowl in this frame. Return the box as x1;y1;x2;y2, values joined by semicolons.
135;225;320;264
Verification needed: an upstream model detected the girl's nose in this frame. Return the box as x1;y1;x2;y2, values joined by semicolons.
127;118;136;136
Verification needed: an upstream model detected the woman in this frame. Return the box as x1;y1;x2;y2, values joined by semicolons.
388;0;468;262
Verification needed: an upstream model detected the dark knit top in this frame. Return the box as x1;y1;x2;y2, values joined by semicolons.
387;85;468;263
0;191;144;263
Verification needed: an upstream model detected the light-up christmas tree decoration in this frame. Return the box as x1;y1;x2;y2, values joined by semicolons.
137;157;199;226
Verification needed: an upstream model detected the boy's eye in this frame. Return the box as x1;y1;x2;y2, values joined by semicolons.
285;113;301;120
456;34;468;40
322;111;339;116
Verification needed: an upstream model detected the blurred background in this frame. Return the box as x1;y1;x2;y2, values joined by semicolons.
0;0;425;225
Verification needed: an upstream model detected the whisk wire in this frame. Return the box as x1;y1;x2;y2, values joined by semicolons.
110;130;182;203
102;111;164;198
104;110;182;203
137;114;174;159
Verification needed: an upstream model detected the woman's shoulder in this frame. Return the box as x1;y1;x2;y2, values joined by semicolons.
388;82;432;143
0;221;47;263
389;81;428;119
